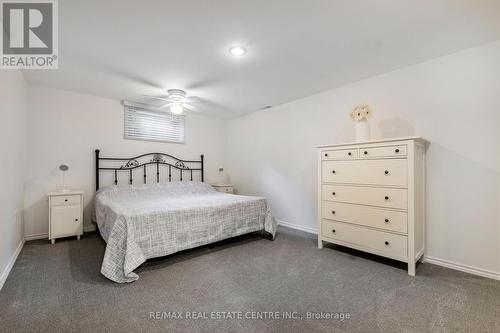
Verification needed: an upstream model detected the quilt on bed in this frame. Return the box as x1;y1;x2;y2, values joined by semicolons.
94;182;277;283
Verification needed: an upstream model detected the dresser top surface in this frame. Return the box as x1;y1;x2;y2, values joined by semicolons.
315;136;427;148
47;190;85;196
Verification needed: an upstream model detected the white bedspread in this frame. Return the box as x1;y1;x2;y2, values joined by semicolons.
95;182;276;283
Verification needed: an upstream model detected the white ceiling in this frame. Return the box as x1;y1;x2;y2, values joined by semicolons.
24;0;500;118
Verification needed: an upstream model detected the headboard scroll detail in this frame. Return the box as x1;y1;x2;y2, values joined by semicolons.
95;149;204;191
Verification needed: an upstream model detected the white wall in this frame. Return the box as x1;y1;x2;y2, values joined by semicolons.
226;41;500;275
25;86;226;237
0;70;27;287
6;41;500;280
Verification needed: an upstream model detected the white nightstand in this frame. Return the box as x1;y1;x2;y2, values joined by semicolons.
47;190;84;244
211;184;234;194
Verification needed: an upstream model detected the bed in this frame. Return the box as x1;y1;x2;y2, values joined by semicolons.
94;150;276;283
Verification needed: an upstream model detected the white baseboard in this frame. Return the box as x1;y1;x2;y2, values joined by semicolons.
423;256;500;281
277;220;318;235
84;225;96;233
24;225;96;241
24;232;48;241
0;238;25;291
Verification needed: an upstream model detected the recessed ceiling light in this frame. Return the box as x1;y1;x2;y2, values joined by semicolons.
228;46;246;56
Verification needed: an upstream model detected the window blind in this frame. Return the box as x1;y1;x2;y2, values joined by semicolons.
124;103;185;143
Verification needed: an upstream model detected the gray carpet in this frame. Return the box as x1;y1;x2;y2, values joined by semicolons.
1;226;499;333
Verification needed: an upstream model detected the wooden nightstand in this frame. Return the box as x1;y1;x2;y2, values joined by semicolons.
211;184;234;194
47;190;84;244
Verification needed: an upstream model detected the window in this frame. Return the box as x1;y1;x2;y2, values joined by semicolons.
124;102;185;143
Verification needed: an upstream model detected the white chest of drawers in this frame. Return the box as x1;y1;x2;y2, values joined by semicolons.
316;137;427;275
211;183;234;194
47;190;84;244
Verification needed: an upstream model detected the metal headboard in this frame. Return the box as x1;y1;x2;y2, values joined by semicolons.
95;149;204;191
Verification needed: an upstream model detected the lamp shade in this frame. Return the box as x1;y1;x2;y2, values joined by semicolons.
59;164;69;172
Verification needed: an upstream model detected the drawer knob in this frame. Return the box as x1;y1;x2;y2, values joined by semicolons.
325;153;328;157
385;196;389;200
332;229;336;234
384;170;389;175
384;218;389;223
395;148;400;153
331;211;336;215
384;241;390;246
348;152;352;156
332;170;336;174
75;219;79;222
332;192;336;196
64;199;68;202
363;151;368;155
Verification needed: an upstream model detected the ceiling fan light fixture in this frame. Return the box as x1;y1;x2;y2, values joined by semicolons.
170;103;183;115
166;89;187;103
143;89;199;114
228;46;246;56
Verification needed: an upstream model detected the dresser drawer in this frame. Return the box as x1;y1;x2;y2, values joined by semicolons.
321;201;408;233
322;220;408;259
359;145;407;158
322;159;407;186
50;195;81;206
322;184;408;209
215;186;234;193
322;148;357;160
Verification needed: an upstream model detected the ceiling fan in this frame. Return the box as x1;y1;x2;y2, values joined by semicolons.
142;89;200;115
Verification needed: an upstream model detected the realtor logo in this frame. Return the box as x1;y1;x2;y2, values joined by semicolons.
1;0;58;69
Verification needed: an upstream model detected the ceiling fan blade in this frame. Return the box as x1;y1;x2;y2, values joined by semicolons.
160;103;174;109
182;103;200;112
187;96;228;111
142;95;170;102
185;96;205;103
